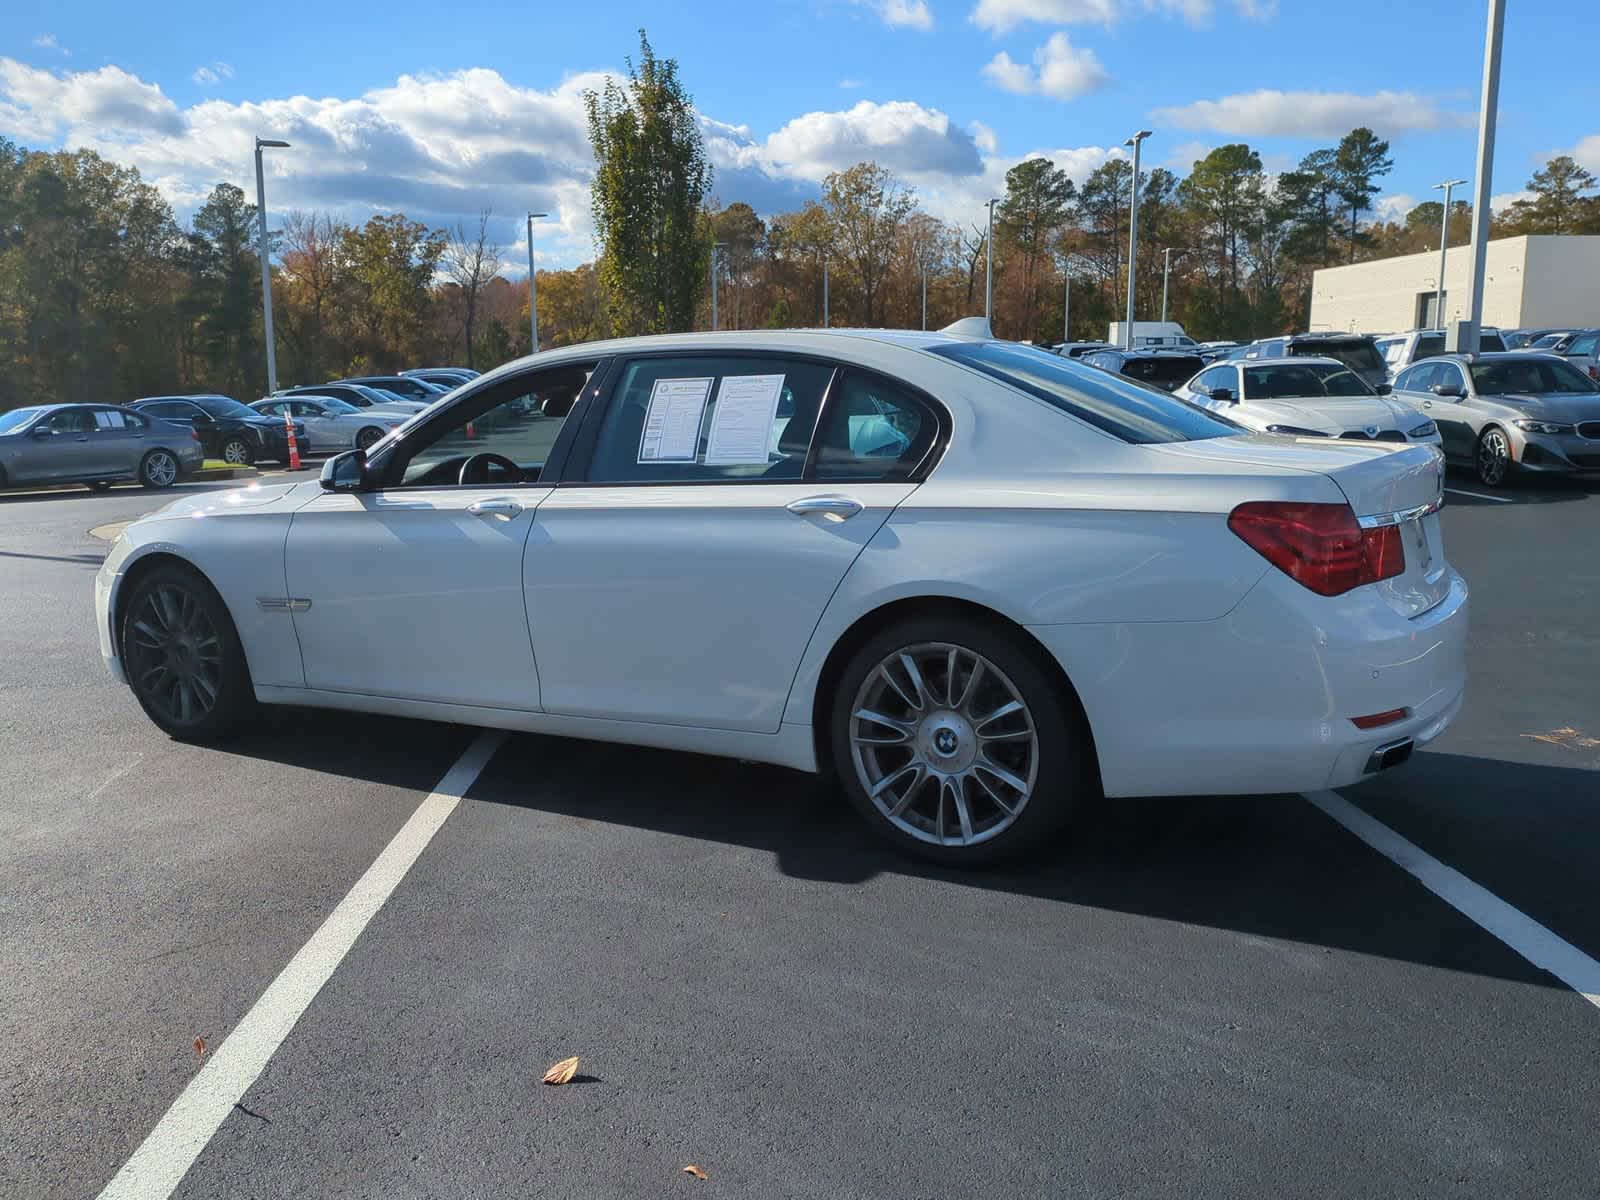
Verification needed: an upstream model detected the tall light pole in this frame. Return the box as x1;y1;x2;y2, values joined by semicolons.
1457;0;1505;352
920;264;928;331
822;258;830;328
253;138;290;394
1063;272;1071;344
1432;178;1467;328
984;198;998;328
710;241;727;330
526;212;548;353
1123;130;1152;350
1160;247;1185;324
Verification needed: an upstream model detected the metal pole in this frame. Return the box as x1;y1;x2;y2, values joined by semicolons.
1433;178;1466;327
1124;130;1151;350
526;212;548;353
984;199;996;327
921;267;927;331
710;246;719;331
1457;0;1504;351
823;259;830;328
1063;274;1070;343
253;139;283;395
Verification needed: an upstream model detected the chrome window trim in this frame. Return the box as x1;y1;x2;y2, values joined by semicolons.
1357;497;1444;529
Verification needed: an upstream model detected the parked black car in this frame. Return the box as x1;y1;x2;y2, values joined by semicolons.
1052;341;1114;359
127;395;308;464
334;376;446;403
1081;348;1207;392
1235;333;1390;391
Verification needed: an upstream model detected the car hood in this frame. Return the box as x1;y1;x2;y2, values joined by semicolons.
1234;395;1420;435
1479;392;1600;421
137;479;323;523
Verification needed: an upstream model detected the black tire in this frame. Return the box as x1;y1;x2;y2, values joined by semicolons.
828;615;1086;866
221;437;255;466
1474;425;1514;488
355;426;383;451
121;563;255;741
139;449;180;489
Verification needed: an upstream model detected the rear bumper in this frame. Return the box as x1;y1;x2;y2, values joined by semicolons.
1028;568;1468;798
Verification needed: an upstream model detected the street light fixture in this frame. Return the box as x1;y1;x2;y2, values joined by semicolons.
1123;130;1152;350
526;212;549;353
1432;178;1467;327
253;137;290;394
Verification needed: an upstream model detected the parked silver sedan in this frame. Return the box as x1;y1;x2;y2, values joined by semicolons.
251;395;409;452
1390;352;1600;486
0;403;202;491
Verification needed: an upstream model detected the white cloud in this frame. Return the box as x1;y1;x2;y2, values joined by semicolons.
1491;189;1532;211
192;62;234;86
970;120;999;154
765;99;984;180
33;33;68;55
1151;89;1472;138
1373;193;1415;223
838;78;865;89
1163;139;1210;170
0;58;183;141
1568;134;1600;173
862;0;935;29
969;0;1265;33
982;33;1108;100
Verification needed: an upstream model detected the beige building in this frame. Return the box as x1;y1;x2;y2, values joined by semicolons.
1308;234;1600;333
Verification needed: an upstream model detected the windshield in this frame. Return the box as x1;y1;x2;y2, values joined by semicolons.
314;397;359;414
928;342;1239;444
1470;358;1600;395
1122;356;1204;391
1306;364;1375;396
1531;334;1566;349
192;396;259;419
1295;339;1385;374
0;407;43;434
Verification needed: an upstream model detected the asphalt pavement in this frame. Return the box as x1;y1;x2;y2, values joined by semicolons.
0;470;1596;1199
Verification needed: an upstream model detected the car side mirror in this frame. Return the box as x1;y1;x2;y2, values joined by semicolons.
1431;383;1462;398
1375;383;1393;395
320;448;371;493
30;425;53;437
1209;387;1235;404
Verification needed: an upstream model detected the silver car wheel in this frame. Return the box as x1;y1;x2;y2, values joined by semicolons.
142;451;178;488
1476;427;1511;487
848;642;1039;848
222;439;252;465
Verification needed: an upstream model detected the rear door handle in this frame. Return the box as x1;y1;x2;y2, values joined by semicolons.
466;497;524;518
786;494;864;520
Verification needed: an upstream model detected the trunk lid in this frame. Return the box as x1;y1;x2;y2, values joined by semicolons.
1163;435;1450;617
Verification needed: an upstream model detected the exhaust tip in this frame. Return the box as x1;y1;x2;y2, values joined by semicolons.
1364;738;1414;774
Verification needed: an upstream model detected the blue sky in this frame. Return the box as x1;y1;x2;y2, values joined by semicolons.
3;0;1595;270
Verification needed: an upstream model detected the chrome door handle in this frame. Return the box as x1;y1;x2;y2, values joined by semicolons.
466;497;524;518
786;494;864;520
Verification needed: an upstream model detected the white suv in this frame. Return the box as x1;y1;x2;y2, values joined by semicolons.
1375;328;1507;379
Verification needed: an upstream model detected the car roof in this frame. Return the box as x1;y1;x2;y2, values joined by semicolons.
1232;356;1347;369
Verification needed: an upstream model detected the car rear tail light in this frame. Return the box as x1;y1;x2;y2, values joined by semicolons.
1351;708;1409;730
1227;501;1405;596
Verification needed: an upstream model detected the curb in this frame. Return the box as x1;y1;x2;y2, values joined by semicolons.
192;466;262;481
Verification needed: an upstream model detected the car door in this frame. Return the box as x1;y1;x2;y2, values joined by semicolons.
283;359;598;708
87;406;142;477
525;353;935;734
290;400;344;449
1563;331;1600;380
25;408;100;481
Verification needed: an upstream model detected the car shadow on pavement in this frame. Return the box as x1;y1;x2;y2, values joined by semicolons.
1442;471;1599;506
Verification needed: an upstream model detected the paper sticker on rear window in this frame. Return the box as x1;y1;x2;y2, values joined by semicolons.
704;374;785;465
637;376;712;463
94;410;126;429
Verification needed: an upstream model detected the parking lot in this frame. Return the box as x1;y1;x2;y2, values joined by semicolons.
2;467;1597;1198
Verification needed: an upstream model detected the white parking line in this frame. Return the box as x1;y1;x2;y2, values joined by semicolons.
1444;487;1514;503
1305;790;1600;1012
97;729;507;1200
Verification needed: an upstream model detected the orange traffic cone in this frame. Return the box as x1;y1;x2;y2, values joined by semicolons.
285;412;302;470
465;420;476;440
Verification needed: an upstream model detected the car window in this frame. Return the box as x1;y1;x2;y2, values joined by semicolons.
1414;334;1445;361
587;355;830;484
1397;362;1437;393
193;397;257;420
319;397;359;414
1470;358;1600;395
123;411;150;430
1244;365;1324;400
1305;364;1375;397
45;409;97;433
1434;362;1467;392
929;341;1238;445
387;360;600;488
0;407;43;434
1478;332;1507;353
289;401;322;417
256;401;286;416
1568;333;1599;356
91;408;128;429
1194;366;1234;394
813;370;937;482
1377;339;1404;366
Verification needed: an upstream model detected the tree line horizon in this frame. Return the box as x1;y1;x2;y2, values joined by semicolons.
3;29;1598;412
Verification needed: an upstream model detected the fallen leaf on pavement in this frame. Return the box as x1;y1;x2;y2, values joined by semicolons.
682;1165;708;1180
542;1056;580;1085
193;1036;208;1059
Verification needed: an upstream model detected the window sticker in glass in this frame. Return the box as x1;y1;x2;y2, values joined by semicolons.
93;410;126;429
703;374;785;465
637;376;712;463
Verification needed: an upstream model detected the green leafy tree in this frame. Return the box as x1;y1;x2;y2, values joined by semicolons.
1333;127;1393;261
1070;158;1132;312
187;183;263;396
822;162;916;326
585;30;712;335
709;201;766;328
337;213;445;370
1500;155;1599;235
1178;144;1263;311
997;157;1075;339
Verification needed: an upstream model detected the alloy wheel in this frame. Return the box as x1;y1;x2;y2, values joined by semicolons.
143;451;178;487
1477;428;1510;486
222;440;252;465
124;583;224;726
848;642;1040;848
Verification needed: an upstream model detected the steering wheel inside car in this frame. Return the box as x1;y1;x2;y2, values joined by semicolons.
458;452;523;486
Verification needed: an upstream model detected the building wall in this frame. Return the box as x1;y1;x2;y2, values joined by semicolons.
1308;235;1600;333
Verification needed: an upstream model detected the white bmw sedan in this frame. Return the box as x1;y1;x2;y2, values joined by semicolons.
1175;357;1443;449
250;395;410;452
96;329;1467;863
